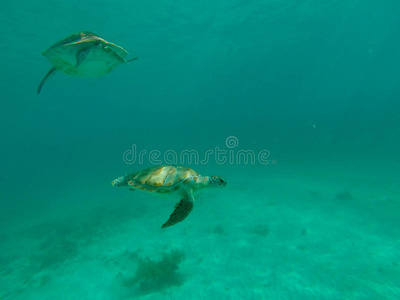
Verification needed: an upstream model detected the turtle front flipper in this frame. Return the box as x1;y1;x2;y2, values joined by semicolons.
37;67;57;94
161;192;194;228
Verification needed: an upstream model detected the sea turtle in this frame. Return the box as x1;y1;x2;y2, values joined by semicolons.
112;165;227;228
37;31;137;94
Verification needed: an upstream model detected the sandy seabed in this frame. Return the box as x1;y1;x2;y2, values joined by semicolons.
1;163;399;299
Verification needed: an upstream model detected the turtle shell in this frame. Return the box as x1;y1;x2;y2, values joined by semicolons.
127;165;199;193
42;31;129;77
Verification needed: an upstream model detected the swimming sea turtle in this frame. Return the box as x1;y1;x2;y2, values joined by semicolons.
37;31;137;94
112;165;227;228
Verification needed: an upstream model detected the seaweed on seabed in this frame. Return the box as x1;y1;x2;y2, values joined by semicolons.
124;249;186;294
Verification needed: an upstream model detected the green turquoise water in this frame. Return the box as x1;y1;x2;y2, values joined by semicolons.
1;1;400;299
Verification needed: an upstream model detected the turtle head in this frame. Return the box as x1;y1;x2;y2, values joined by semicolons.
112;176;128;187
208;176;227;188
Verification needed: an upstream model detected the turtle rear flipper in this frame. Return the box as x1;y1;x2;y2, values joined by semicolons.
37;67;57;94
161;193;194;228
112;176;128;187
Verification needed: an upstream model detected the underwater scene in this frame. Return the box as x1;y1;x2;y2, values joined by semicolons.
1;0;400;299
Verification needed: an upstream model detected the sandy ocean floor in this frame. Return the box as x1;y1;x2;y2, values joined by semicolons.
1;162;399;299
